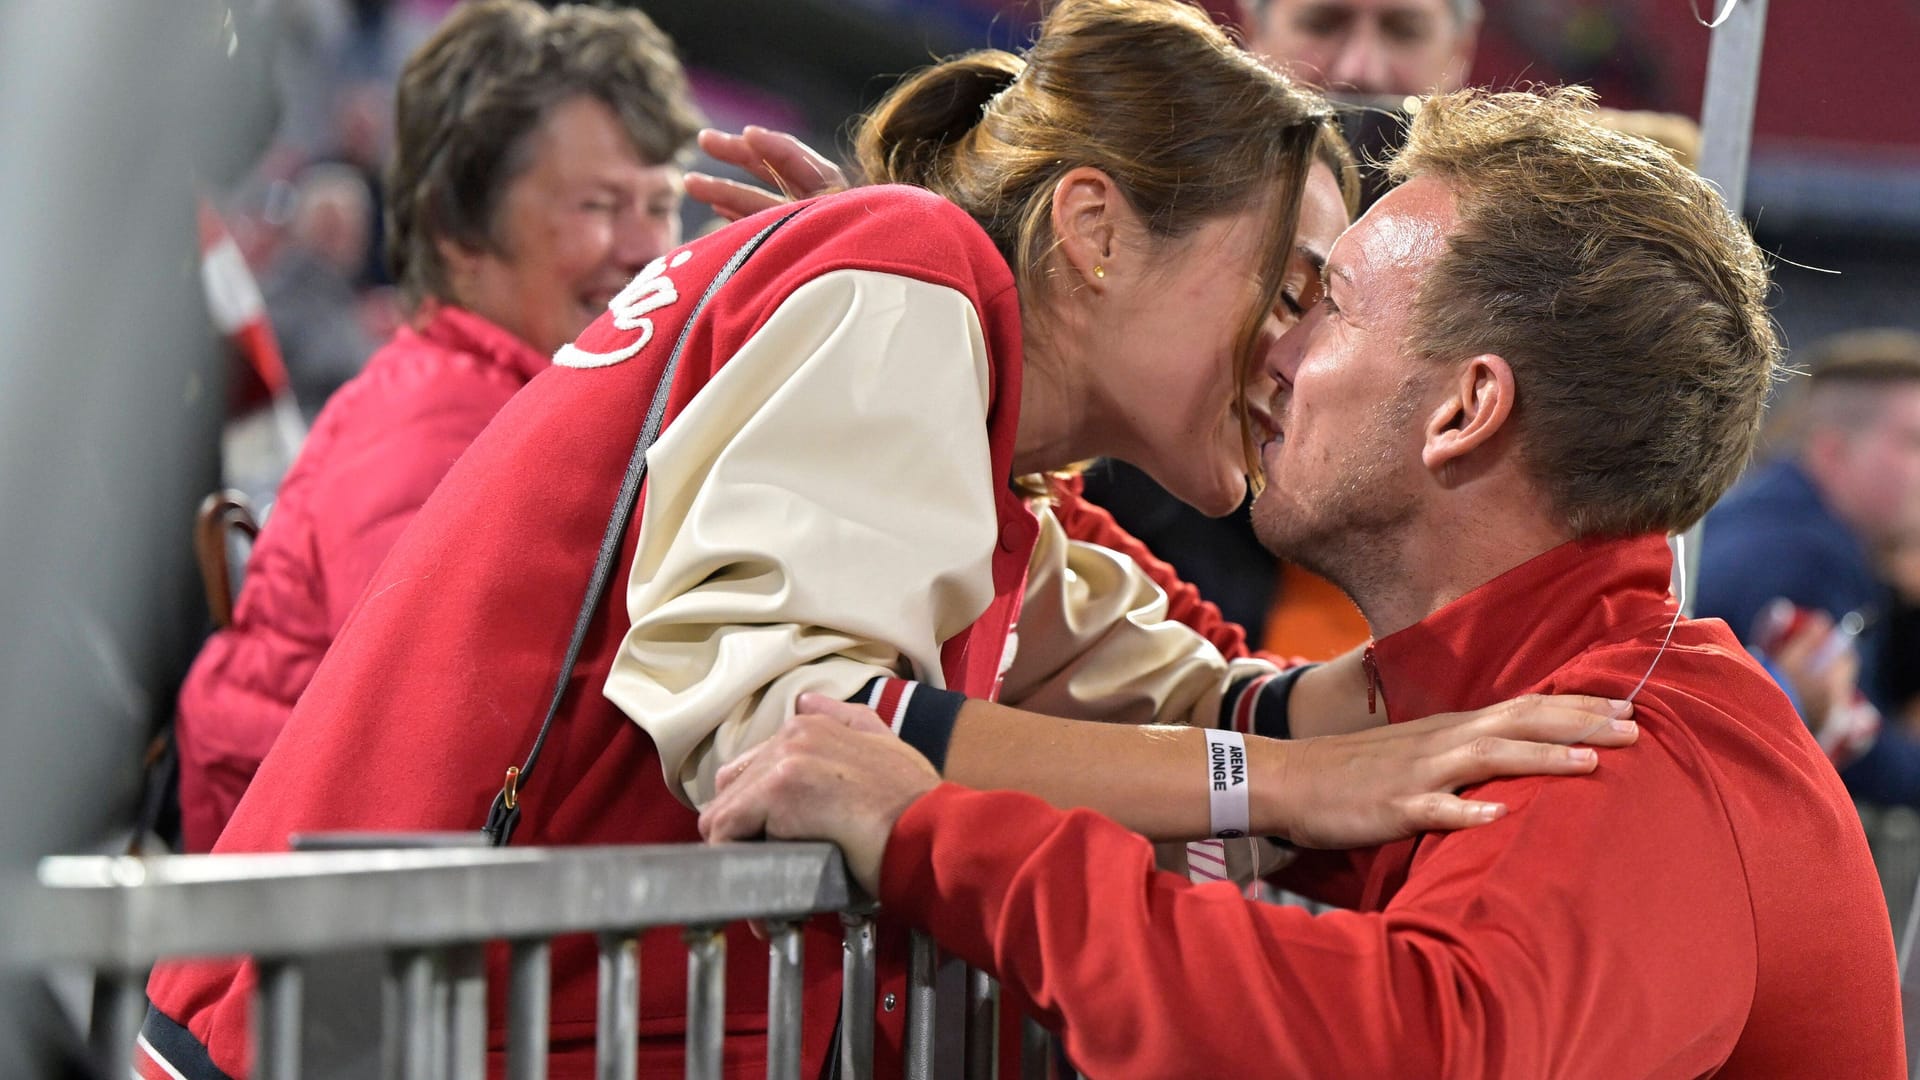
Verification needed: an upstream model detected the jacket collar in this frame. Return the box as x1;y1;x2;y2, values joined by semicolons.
1369;534;1679;723
413;303;549;385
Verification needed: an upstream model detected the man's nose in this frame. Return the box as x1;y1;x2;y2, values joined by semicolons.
1327;27;1393;95
1266;308;1317;387
1247;361;1281;406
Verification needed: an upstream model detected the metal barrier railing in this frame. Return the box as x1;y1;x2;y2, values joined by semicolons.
0;842;1052;1080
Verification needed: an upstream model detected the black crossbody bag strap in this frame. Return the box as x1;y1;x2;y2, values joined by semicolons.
483;208;804;847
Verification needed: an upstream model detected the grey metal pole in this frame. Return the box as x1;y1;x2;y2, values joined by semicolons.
255;959;304;1080
396;950;440;1080
89;970;148;1080
684;927;727;1080
596;933;640;1080
507;939;552;1080
1018;1017;1050;1080
839;913;877;1080
1683;0;1771;608
447;945;488;1080
1696;0;1770;216
963;969;998;1080
765;923;805;1080
904;933;938;1080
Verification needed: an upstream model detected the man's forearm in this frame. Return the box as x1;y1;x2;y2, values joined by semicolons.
879;784;1441;1079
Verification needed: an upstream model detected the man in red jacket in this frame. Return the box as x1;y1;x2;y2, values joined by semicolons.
700;87;1906;1077
173;0;702;851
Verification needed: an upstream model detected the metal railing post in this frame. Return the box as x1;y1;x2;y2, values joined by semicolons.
964;968;998;1080
1018;1017;1050;1080
89;969;147;1080
596;933;640;1080
765;922;804;1080
839;912;877;1080
905;932;938;1080
396;949;442;1080
507;938;552;1080
685;926;727;1080
255;958;304;1080
447;944;487;1079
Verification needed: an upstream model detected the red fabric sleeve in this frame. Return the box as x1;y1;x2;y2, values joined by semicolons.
880;753;1758;1078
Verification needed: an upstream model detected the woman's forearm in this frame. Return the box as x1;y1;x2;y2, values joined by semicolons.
940;699;1287;842
934;690;1632;850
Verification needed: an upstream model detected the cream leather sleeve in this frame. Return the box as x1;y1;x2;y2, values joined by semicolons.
998;505;1281;727
603;269;999;808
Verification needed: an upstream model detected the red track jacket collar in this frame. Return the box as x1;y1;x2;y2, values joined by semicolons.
1369;534;1679;724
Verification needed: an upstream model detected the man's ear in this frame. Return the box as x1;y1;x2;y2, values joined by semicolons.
1421;354;1514;475
1050;166;1124;293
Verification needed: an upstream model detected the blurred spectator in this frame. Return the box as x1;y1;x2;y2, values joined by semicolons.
274;0;436;158
260;164;381;413
1882;540;1920;725
1243;0;1480;97
1697;329;1920;804
319;80;395;287
171;0;702;852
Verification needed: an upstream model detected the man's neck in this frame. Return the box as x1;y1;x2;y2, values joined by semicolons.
1349;500;1572;639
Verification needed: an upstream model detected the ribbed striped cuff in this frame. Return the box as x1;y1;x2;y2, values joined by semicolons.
854;676;967;774
1220;663;1316;741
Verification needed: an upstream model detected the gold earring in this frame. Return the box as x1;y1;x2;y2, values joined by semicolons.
1093;265;1106;279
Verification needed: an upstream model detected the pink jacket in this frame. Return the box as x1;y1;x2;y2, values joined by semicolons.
174;305;546;852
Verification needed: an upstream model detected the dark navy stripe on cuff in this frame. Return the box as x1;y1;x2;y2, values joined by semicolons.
852;676;966;774
1224;663;1317;742
139;1001;237;1080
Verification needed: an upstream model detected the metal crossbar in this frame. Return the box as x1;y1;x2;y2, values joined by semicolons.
0;843;1055;1080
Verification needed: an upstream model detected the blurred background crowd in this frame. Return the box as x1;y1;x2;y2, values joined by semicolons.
224;0;1920;415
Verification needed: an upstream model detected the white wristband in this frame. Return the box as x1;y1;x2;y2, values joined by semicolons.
1203;728;1250;839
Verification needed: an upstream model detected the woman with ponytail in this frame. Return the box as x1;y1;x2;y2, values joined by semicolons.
145;2;1632;1077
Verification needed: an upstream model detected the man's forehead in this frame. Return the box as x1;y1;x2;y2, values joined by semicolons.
1324;175;1457;289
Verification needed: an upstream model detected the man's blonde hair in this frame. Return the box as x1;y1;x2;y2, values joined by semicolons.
1390;87;1781;536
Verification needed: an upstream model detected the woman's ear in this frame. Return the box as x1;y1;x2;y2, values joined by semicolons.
1421;354;1515;475
436;233;481;304
1050;166;1125;293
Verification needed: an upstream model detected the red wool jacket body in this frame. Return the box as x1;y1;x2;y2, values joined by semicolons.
174;305;547;852
144;188;1041;1080
881;534;1905;1078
